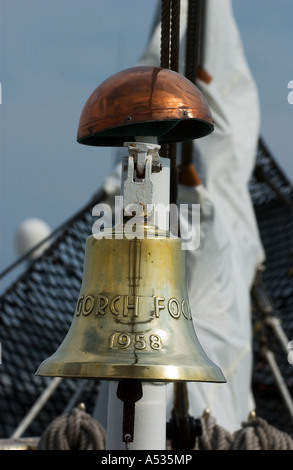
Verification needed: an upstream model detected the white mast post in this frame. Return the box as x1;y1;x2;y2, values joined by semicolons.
105;137;171;450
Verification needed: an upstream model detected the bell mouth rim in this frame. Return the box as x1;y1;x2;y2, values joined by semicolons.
35;369;226;384
35;361;226;383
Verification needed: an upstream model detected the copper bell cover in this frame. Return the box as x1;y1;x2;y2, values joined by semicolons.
77;66;214;146
36;225;226;383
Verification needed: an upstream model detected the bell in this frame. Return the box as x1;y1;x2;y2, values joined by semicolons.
36;225;225;383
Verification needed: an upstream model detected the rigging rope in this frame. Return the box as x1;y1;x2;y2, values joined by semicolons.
170;0;180;72
159;1;208;194
160;0;181;204
160;0;171;69
181;0;206;167
160;0;180;71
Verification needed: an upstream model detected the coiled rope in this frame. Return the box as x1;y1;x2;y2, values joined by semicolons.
37;404;106;450
193;411;233;450
231;416;293;450
37;405;293;450
193;410;293;451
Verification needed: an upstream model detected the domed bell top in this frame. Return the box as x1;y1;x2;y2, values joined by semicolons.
77;66;214;147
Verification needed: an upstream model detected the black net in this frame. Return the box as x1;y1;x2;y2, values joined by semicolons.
249;138;293;436
0;191;106;438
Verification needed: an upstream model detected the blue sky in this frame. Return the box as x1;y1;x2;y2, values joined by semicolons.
0;0;293;287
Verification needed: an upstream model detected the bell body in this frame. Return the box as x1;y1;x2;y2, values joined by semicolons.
36;227;225;383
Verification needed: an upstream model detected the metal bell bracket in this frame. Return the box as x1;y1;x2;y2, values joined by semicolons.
122;140;167;222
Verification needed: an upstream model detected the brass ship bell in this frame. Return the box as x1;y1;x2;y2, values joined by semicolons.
37;224;224;382
36;66;225;384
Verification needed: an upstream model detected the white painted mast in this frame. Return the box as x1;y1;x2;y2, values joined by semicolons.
105;138;170;450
